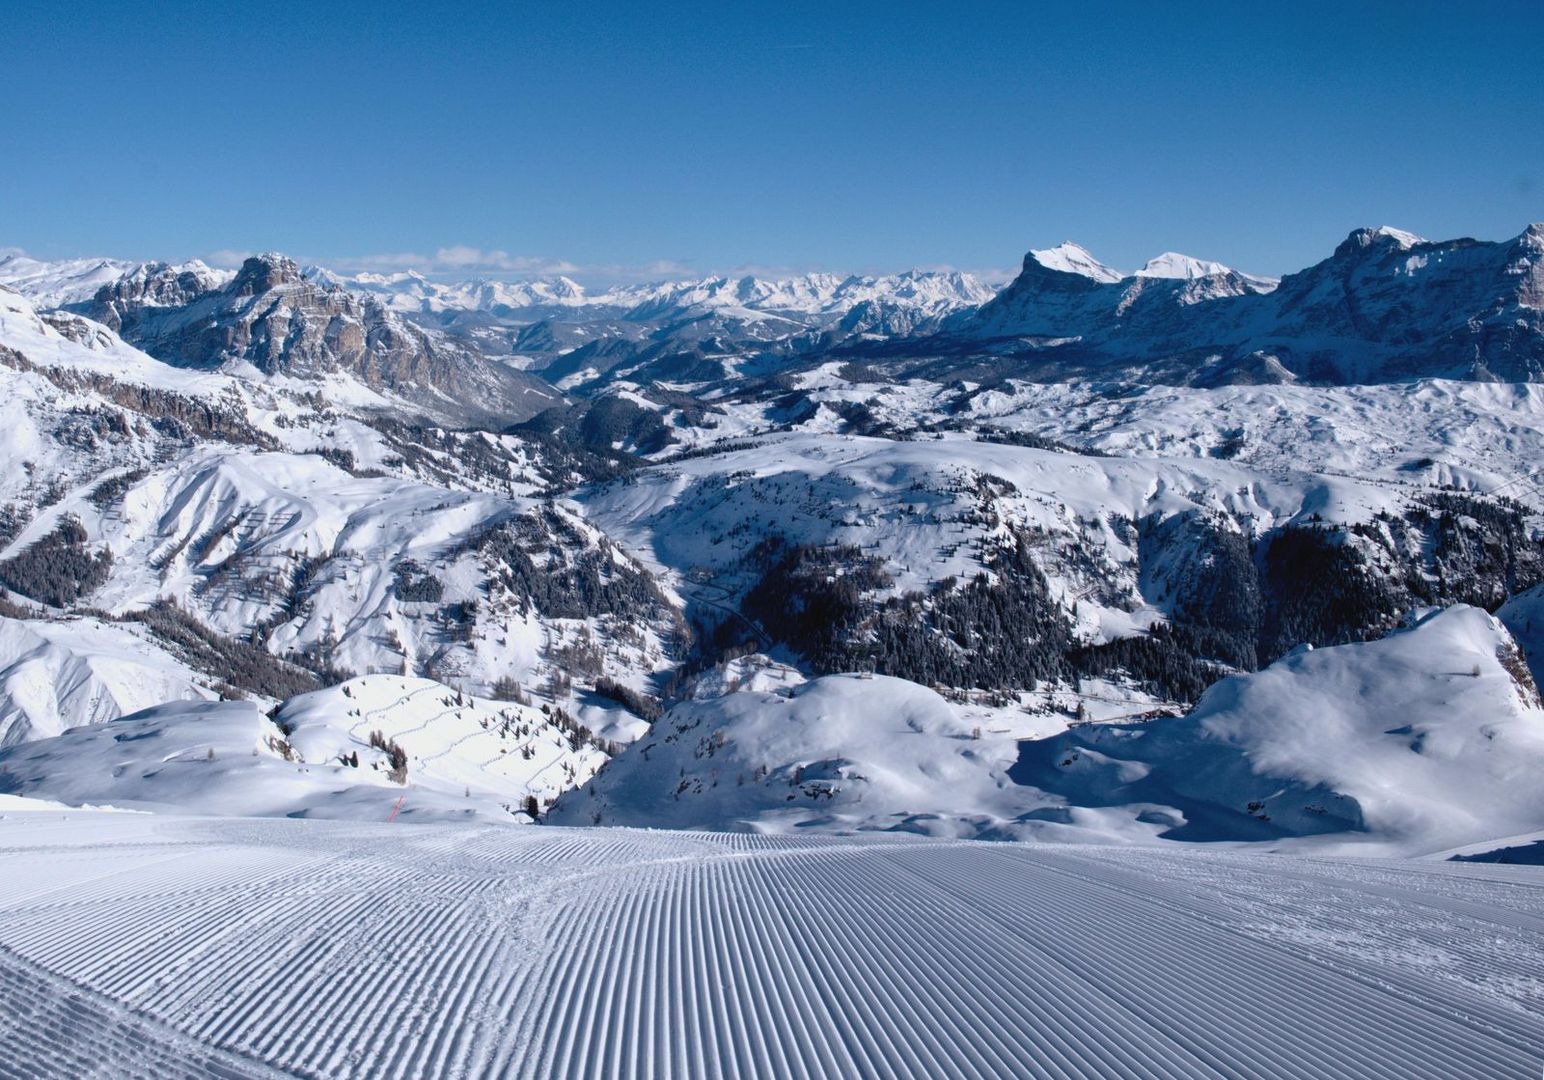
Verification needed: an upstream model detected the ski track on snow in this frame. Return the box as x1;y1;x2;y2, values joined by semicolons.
0;815;1540;1078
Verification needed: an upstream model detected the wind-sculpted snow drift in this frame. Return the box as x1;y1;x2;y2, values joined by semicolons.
1016;606;1544;853
548;673;1027;833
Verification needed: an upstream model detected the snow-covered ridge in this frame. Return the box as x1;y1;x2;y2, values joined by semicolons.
1025;243;1273;286
0;253;136;307
1029;241;1125;282
1136;250;1275;287
1137;251;1229;279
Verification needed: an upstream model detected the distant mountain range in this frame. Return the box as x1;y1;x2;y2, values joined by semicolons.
6;223;1541;397
940;224;1544;385
317;265;1000;322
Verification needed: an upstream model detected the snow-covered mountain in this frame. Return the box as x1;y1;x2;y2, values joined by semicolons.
307;265;1001;381
1018;605;1544;853
550;670;1026;833
0;253;137;307
952;224;1544;385
76;254;562;423
1136;250;1276;287
0;285;675;747
319;266;999;324
0;612;213;745
2;225;1543;857
1029;241;1125;283
556;606;1544;853
313;267;593;318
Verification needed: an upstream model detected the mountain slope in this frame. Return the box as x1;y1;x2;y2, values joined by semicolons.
0;673;614;819
556;604;1544;854
0;284;679;723
0;613;213;746
549;673;1024;833
0;253;137;307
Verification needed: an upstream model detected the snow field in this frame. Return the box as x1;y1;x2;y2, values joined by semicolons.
0;814;1539;1078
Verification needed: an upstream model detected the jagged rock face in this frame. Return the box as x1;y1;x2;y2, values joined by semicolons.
954;225;1544;385
89;261;228;326
83;255;560;422
1262;228;1544;381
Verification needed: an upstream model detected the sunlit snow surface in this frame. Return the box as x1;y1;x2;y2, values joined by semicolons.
0;812;1539;1078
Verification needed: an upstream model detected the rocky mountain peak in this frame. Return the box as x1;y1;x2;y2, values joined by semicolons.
84;260;228;331
1026;242;1124;283
1137;252;1232;280
229;253;305;296
73;250;561;423
1334;226;1426;258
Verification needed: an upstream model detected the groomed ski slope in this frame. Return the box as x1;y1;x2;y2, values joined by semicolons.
0;813;1541;1079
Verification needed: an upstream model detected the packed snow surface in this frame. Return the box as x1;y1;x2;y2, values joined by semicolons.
0;812;1539;1078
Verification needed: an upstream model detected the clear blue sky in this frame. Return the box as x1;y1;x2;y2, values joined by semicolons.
3;1;1541;281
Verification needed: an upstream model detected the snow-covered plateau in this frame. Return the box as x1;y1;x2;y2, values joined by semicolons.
1;227;1543;1076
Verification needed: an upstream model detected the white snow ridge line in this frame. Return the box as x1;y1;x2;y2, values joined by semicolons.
1;814;1541;1078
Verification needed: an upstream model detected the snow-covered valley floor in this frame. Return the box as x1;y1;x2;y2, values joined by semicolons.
1;812;1540;1078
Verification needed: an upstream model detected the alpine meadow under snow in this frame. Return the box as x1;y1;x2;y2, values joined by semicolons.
2;219;1544;1076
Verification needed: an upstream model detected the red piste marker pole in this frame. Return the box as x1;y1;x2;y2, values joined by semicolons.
388;795;405;822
